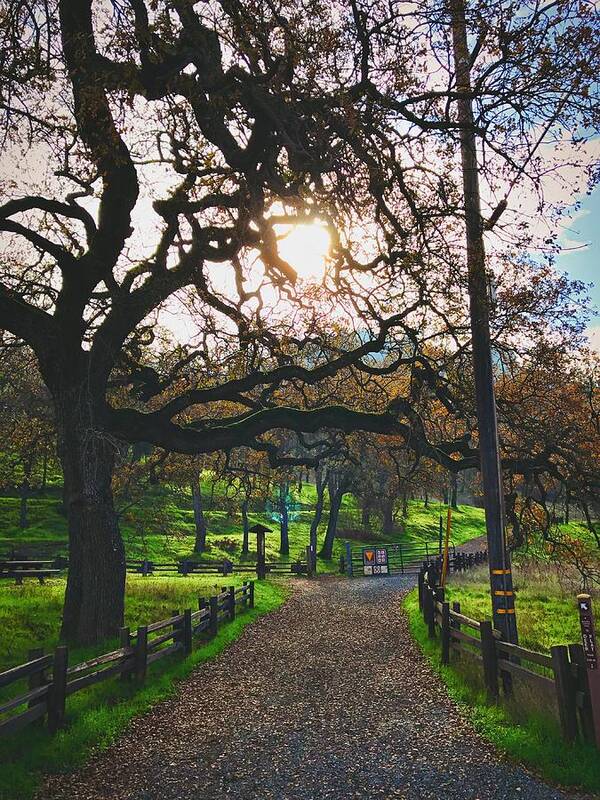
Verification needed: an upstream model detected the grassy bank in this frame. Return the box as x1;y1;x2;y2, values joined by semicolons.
441;562;585;652
0;579;287;800
403;583;600;795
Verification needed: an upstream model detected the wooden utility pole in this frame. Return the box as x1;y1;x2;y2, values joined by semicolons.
449;0;518;643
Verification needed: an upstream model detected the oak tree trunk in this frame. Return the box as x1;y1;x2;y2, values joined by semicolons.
361;499;371;530
192;477;207;553
241;498;250;554
58;397;125;645
310;468;326;554
450;473;458;509
279;481;289;555
382;497;394;536
320;477;345;560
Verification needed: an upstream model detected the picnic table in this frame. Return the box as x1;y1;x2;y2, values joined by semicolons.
0;560;62;584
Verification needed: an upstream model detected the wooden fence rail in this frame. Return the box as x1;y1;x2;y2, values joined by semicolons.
0;581;255;739
1;557;310;582
419;566;598;748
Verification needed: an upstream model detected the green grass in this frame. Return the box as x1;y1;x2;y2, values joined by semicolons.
0;485;487;568
442;562;583;652
0;579;287;800
403;587;600;795
399;501;486;548
0;573;272;670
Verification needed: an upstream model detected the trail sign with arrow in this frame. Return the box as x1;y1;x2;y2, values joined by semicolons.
578;593;600;748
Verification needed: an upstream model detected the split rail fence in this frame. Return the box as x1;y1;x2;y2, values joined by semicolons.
419;565;598;747
0;581;255;739
0;556;312;583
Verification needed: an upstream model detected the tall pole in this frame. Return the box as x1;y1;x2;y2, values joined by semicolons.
449;0;518;643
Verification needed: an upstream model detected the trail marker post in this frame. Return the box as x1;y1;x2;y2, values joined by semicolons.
249;523;272;580
577;594;600;748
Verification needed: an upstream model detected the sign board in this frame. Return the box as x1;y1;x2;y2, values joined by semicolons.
578;594;600;748
363;547;388;576
578;594;598;670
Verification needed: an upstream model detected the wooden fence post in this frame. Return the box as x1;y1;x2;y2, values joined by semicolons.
229;586;236;620
119;626;131;681
551;645;578;743
48;645;68;733
209;595;219;637
480;621;499;700
452;601;461;630
135;625;148;682
27;647;45;723
569;643;596;745
248;581;255;609
441;602;451;665
345;542;353;577
424;586;436;639
182;609;193;655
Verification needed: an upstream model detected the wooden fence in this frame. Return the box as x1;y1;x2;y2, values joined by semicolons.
419;566;598;747
0;557;311;583
127;557;311;578
0;581;255;739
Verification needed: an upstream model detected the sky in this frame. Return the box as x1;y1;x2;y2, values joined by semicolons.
555;188;600;350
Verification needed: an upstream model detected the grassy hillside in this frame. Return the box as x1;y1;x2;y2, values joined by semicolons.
0;479;487;562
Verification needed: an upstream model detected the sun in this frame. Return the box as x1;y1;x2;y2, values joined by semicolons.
276;222;331;281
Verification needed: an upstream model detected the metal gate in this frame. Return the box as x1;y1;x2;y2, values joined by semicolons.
343;540;455;577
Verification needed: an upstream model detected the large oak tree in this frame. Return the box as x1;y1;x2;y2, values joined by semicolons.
0;0;597;643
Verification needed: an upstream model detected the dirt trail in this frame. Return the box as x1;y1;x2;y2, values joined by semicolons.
43;577;585;800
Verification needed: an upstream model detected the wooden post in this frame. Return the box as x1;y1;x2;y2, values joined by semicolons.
418;568;425;610
209;595;219;637
480;621;499;700
48;645;68;733
248;581;255;609
27;648;45;722
135;625;148;682
441;508;452;587
119;626;131;681
345;542;353;577
424;586;436;639
182;609;193;655
452;601;461;659
551;645;578;743
229;586;236;620
305;545;313;577
452;601;461;629
441;602;451;666
569;643;596;745
577;594;600;748
256;531;266;580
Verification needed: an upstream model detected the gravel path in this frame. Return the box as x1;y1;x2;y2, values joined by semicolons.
43;577;586;800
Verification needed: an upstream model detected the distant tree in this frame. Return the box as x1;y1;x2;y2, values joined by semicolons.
0;350;56;527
